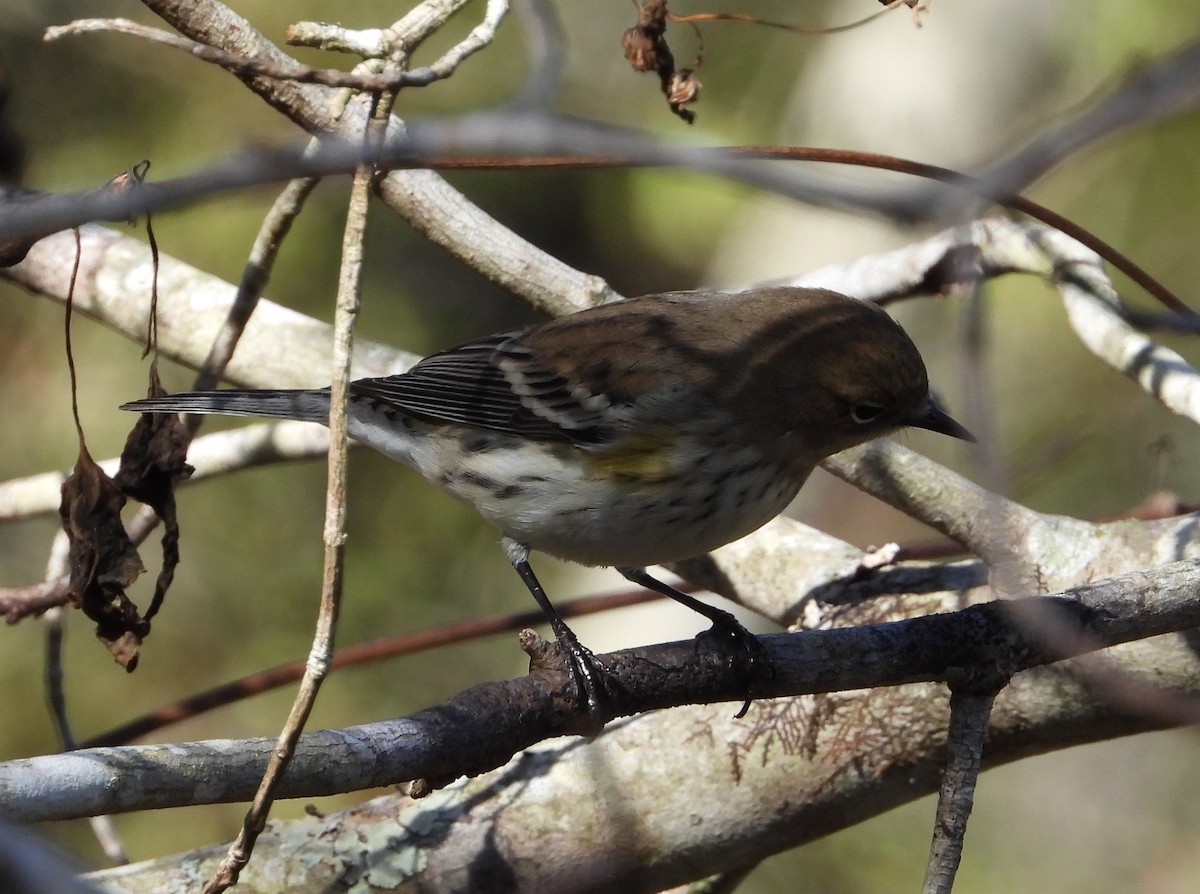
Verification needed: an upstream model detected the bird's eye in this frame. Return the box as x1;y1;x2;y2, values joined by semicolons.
850;402;886;425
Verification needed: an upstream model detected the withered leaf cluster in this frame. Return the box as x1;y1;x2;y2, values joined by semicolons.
59;363;192;671
53;167;191;670
621;0;701;124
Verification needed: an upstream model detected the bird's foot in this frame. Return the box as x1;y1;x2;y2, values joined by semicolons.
522;627;613;728
696;609;771;718
560;634;613;720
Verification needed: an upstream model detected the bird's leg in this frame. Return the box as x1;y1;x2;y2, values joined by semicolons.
504;540;609;716
618;567;767;718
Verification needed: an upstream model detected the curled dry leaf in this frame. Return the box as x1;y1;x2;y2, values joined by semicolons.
621;28;660;72
621;0;666;72
58;446;148;671
621;0;698;124
53;160;173;670
115;362;193;623
667;68;701;114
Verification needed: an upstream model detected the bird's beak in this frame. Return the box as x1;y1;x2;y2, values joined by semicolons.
909;399;975;442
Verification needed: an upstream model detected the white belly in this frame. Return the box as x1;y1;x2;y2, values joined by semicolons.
347;405;806;567
419;429;803;567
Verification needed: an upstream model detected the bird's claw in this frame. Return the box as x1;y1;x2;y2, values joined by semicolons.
697;610;771;718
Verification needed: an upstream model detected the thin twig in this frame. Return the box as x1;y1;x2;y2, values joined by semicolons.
42;534;74;750
1;129;1187;317
289;0;502;84
46;18;429;91
50;3;508;91
395;0;507;85
193;177;320;393
1;578;71;621
444;146;1185;316
510;0;567;108
0;119;1029;253
0;422;335;527
669;0;912;36
201;91;382;894
922;684;1001;894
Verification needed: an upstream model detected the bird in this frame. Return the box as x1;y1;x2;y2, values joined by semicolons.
122;287;972;714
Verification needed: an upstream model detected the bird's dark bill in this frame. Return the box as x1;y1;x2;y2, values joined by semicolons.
909;400;975;442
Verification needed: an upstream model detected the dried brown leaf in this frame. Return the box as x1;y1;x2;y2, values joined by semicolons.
115;363;193;622
58;447;148;671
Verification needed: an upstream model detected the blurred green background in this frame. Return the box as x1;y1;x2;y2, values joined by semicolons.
2;0;1200;890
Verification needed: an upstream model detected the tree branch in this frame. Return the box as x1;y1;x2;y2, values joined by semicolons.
5;557;1200;825
75;633;1200;893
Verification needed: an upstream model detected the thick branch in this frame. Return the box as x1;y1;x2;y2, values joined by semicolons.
80;634;1200;893
4;226;415;386
137;0;617;315
5;557;1200;824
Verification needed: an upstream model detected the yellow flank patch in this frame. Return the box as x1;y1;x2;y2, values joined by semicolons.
583;430;680;482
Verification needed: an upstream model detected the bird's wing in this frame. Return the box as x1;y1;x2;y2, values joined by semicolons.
348;330;613;444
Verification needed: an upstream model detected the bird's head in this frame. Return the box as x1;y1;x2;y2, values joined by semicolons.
731;289;973;461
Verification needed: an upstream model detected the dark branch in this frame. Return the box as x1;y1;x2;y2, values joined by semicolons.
4;557;1199;824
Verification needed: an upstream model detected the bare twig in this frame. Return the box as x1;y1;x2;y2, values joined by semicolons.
511;0;567;108
937;39;1200;222
45;18;483;92
322;144;1187;315
289;0;507;87
991;222;1200;426
669;0;913;36
2;226;417;393
193;177;320;394
922;684;1001;894
0;115;1189;319
41;534;73;748
392;0;508;85
200;87;381;894
1059;256;1200;426
0;422;333;527
0;579;70;621
0;116;890;248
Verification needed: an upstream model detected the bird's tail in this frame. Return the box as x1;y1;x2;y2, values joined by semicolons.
120;389;331;424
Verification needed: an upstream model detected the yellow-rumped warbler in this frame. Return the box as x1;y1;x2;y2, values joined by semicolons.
123;287;971;710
